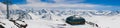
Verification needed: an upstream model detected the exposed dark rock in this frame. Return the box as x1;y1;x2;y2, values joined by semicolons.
0;25;4;28
66;15;86;25
9;18;28;28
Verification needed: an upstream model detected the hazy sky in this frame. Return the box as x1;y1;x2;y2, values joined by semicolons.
0;0;120;6
0;0;120;11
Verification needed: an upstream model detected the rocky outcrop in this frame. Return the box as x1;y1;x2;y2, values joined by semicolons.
9;18;28;28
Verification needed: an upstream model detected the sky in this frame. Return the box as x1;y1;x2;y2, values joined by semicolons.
0;0;120;11
0;0;120;6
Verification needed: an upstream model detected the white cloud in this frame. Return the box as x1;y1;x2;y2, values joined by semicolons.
0;2;6;10
0;2;21;10
10;4;21;10
18;0;113;8
20;0;89;8
27;0;41;3
14;0;120;10
54;0;85;4
0;0;119;10
18;0;98;8
18;2;111;9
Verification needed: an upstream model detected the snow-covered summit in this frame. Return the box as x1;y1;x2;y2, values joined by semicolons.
0;8;120;28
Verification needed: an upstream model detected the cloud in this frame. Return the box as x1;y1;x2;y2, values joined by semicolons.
19;3;98;8
27;0;41;3
16;0;120;10
0;2;21;10
1;0;120;11
10;4;21;10
54;0;85;4
0;2;6;10
18;0;98;8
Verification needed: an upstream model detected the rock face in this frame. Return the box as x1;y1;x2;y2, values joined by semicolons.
9;18;28;28
0;25;4;28
65;15;86;25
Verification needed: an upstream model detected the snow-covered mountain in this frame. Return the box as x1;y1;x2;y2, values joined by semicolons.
0;8;120;28
0;8;120;20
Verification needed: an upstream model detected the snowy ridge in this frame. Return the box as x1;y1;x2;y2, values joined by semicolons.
0;9;120;28
0;9;120;18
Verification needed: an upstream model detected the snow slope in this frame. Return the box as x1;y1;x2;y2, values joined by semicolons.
0;9;120;28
